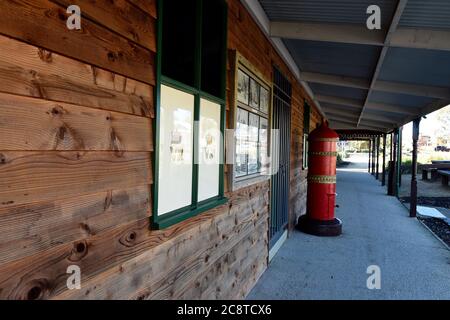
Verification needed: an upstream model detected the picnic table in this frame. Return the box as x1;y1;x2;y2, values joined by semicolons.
420;163;450;181
437;170;450;186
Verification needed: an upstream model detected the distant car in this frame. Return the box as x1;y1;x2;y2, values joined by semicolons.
435;145;450;152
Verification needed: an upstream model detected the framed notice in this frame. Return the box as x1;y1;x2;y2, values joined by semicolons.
198;98;221;202
157;85;194;216
237;69;250;105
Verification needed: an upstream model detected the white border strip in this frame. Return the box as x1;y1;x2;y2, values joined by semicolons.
269;230;288;262
240;0;325;118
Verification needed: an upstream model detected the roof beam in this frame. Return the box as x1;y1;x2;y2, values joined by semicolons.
328;117;392;130
270;21;450;52
325;107;400;124
327;113;393;128
373;81;450;100
358;0;408;127
365;101;419;116
316;94;422;116
391;28;450;52
300;72;370;90
315;95;363;109
270;21;385;46
329;120;386;131
302;72;450;100
325;109;401;125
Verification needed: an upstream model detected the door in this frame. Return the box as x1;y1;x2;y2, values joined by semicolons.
269;67;291;248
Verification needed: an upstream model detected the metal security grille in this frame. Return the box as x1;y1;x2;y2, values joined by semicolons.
269;67;292;248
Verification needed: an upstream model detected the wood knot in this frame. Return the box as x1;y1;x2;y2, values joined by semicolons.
69;240;88;261
22;279;50;300
120;230;138;247
107;52;117;62
0;153;6;165
38;49;53;63
50;105;64;116
127;231;137;242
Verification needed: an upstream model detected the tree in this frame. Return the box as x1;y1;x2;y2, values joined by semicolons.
435;105;450;145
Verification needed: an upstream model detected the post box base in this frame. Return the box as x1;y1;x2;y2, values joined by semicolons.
296;215;342;237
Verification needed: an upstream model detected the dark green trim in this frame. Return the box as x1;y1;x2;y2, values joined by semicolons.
151;0;164;226
152;197;228;229
152;0;228;230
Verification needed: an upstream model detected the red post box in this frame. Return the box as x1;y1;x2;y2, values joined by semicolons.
297;121;342;236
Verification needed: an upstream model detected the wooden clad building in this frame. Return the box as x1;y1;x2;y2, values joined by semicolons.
0;0;321;299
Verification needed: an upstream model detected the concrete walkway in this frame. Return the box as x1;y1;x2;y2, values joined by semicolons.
248;154;450;300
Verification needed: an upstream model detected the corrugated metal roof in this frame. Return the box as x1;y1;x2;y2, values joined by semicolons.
259;0;396;28
309;83;368;101
284;39;380;79
369;91;435;109
400;0;450;29
379;47;450;88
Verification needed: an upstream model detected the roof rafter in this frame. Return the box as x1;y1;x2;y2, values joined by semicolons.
300;72;450;100
269;21;450;52
357;0;409;127
315;94;420;116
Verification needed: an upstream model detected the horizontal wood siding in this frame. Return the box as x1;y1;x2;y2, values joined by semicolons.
0;0;321;300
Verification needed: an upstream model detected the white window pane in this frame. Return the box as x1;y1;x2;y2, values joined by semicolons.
248;113;259;174
158;85;194;216
198;99;221;202
235;108;248;177
259;117;269;173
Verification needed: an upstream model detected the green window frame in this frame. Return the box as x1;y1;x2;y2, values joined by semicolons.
152;0;228;229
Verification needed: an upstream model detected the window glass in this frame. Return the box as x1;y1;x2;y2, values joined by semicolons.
260;87;269;114
259;117;269;174
234;65;270;182
248;113;259;174
162;0;196;87
237;69;250;104
158;85;194;215
201;0;226;97
198;99;221;202
249;78;260;109
236;108;249;177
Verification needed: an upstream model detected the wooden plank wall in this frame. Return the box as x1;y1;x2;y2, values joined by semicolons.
0;0;321;300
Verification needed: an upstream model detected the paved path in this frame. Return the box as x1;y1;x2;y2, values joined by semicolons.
248;154;450;300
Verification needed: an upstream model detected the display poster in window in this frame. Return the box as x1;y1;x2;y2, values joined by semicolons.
158;85;194;216
259;87;269;114
303;133;309;169
235;108;249;177
248;113;259;175
198;99;221;202
249;78;260;109
237;69;249;105
259;117;269;174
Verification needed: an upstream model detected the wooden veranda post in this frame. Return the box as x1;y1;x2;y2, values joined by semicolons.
376;136;380;180
382;134;386;186
410;118;421;218
372;138;376;176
